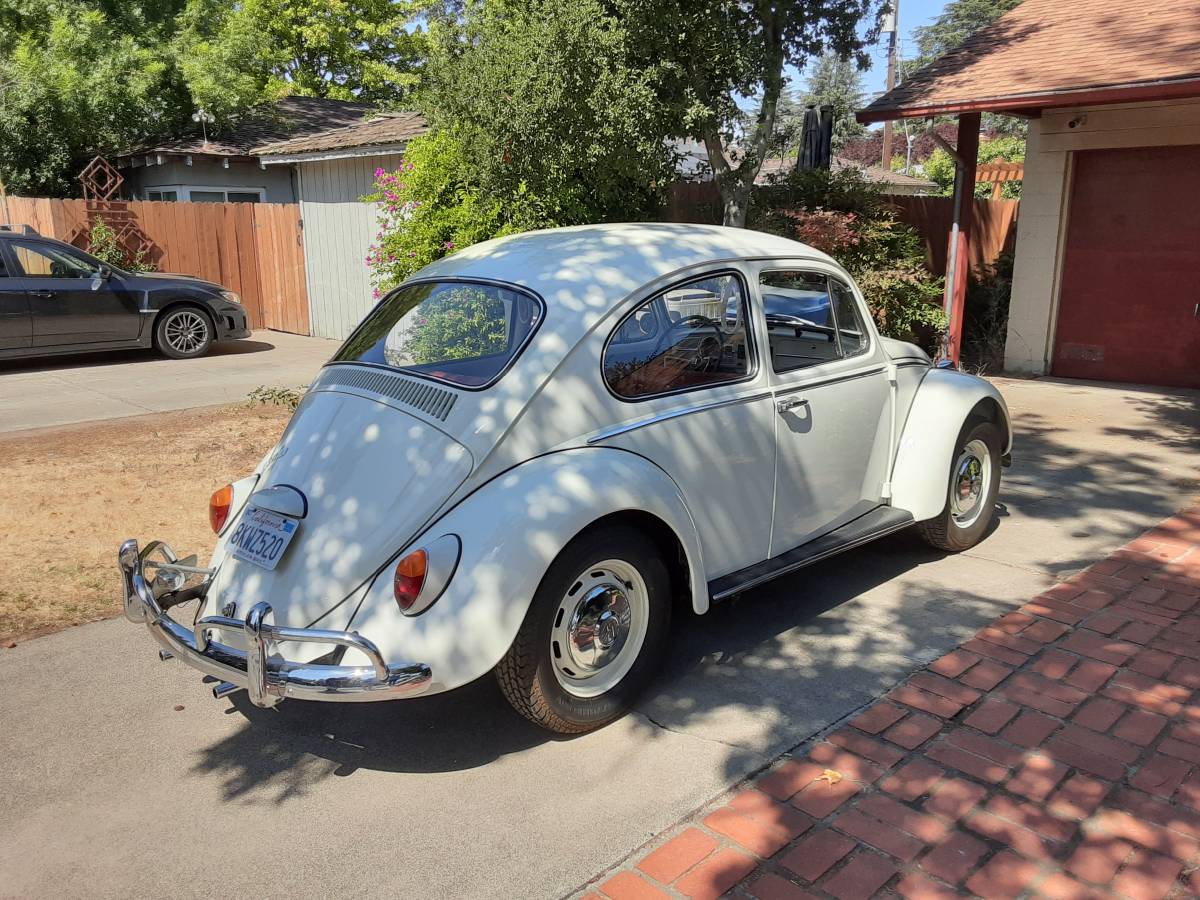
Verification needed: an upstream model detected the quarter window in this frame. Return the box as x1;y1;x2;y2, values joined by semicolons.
604;272;752;400
759;271;869;373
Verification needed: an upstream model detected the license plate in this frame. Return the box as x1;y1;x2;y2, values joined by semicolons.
229;506;299;571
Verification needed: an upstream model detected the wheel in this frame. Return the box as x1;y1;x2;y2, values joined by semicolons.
917;419;1002;552
155;307;213;359
496;525;672;733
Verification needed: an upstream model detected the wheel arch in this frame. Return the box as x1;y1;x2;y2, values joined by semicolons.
151;300;216;343
890;369;1011;522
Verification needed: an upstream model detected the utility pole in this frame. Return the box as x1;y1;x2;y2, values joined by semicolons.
881;0;899;170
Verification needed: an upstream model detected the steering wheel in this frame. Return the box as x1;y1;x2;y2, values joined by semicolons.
653;315;725;372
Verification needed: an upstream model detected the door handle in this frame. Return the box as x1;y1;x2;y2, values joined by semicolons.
776;396;808;414
29;289;56;298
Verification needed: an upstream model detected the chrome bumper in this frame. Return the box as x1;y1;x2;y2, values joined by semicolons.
118;539;432;708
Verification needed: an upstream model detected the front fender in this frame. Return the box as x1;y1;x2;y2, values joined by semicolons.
890;369;1012;522
345;447;708;695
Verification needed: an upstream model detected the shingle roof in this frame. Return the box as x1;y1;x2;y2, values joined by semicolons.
254;111;427;157
859;0;1200;122
116;96;377;158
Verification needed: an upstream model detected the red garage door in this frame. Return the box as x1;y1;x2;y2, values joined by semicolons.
1053;146;1200;388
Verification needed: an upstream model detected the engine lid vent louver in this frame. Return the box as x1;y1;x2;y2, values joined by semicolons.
312;366;457;421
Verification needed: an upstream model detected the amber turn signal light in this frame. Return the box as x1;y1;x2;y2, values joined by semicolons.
393;549;428;611
209;484;234;534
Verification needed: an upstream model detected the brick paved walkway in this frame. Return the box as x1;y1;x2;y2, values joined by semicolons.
582;505;1200;900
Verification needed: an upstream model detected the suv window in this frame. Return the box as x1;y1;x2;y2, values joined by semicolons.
759;271;869;373
10;241;99;279
604;272;752;400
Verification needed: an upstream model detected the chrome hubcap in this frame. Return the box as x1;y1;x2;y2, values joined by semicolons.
551;559;648;698
165;311;208;354
950;438;991;527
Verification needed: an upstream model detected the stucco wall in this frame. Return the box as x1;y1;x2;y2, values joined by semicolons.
123;158;296;203
1004;97;1200;374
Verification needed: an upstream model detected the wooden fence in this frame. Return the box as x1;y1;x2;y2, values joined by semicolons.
888;195;1019;277
1;196;310;334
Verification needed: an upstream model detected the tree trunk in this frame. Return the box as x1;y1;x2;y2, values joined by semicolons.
720;179;751;228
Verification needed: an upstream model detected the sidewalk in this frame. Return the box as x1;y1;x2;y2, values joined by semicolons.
581;504;1200;900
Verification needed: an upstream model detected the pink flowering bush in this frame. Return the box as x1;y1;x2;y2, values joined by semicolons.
362;130;535;291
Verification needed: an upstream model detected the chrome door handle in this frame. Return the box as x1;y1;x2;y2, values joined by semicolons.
29;289;55;298
776;396;808;414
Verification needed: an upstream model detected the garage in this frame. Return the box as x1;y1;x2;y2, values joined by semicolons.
1052;145;1200;388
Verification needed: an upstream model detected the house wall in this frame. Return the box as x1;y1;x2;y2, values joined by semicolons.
294;153;405;340
1004;97;1200;374
122;158;296;203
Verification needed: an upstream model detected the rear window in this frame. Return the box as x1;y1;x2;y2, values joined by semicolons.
333;281;543;388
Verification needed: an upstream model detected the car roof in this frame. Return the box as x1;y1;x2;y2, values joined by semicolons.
412;223;838;315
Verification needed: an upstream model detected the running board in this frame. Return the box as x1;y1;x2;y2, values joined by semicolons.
708;507;915;601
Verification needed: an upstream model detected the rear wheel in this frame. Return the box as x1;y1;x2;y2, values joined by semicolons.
917;419;1002;552
496;525;671;733
155;307;213;359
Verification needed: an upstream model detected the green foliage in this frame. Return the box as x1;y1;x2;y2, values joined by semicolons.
750;167;945;346
963;250;1014;373
923;134;1026;198
911;0;1025;69
801;51;868;153
85;218;154;272
399;286;507;364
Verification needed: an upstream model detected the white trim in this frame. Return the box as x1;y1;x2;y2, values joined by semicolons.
258;143;410;165
142;184;267;203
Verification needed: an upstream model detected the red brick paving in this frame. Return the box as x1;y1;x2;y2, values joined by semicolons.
583;506;1200;899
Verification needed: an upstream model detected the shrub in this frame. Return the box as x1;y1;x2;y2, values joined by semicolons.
397;286;507;364
962;250;1014;373
85;217;153;272
750;167;946;347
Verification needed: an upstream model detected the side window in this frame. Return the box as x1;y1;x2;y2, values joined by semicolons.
759;271;837;372
10;241;97;279
830;278;869;357
603;272;752;399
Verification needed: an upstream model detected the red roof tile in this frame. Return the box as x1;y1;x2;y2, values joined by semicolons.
860;0;1200;122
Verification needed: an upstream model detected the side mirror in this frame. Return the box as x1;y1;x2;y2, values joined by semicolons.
98;264;112;280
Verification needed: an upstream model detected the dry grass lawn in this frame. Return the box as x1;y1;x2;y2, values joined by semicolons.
0;403;291;644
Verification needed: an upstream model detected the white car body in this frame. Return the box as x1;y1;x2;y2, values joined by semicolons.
120;224;1011;714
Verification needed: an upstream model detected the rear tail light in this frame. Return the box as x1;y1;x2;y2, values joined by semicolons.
391;535;461;616
209;484;234;534
393;549;428;611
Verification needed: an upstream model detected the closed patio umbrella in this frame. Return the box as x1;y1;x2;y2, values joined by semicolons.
796;105;821;171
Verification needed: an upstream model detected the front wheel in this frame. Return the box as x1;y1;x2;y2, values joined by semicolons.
496;525;671;733
917;419;1002;552
155;307;213;359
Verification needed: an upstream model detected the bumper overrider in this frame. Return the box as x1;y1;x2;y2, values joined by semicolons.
118;539;432;708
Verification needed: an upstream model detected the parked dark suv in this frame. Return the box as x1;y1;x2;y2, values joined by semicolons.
0;224;250;361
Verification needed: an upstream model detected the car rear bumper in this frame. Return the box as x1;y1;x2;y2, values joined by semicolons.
118;539;432;707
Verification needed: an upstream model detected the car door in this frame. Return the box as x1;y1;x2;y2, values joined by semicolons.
0;243;33;351
598;268;777;578
7;239;141;346
753;262;893;557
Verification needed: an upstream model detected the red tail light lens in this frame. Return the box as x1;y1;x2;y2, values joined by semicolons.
209;484;233;534
393;549;428;611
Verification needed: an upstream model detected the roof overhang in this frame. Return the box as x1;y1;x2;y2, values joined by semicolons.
257;142;411;165
858;75;1200;123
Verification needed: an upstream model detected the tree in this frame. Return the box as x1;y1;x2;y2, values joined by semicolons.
923;133;1025;198
617;0;884;227
175;0;431;123
800;51;867;154
0;2;190;196
910;0;1024;66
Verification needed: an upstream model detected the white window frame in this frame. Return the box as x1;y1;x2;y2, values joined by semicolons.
142;184;266;203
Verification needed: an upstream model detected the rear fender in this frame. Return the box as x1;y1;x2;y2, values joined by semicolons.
890;369;1012;522
346;447;707;695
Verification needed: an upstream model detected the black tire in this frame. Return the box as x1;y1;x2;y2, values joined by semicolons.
496;524;672;733
918;418;1002;552
154;306;214;359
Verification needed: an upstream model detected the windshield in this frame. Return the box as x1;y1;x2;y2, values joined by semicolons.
332;281;543;388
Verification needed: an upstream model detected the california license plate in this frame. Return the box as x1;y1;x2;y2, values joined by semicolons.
229;506;299;571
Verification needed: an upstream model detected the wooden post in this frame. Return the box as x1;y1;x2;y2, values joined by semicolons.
943;112;981;365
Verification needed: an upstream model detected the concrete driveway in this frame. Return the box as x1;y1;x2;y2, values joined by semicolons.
1;378;1197;899
0;330;338;433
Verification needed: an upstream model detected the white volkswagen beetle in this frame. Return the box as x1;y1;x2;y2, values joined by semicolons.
120;224;1011;733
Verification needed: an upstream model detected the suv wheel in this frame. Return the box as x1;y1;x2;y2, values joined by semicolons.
155;307;213;359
